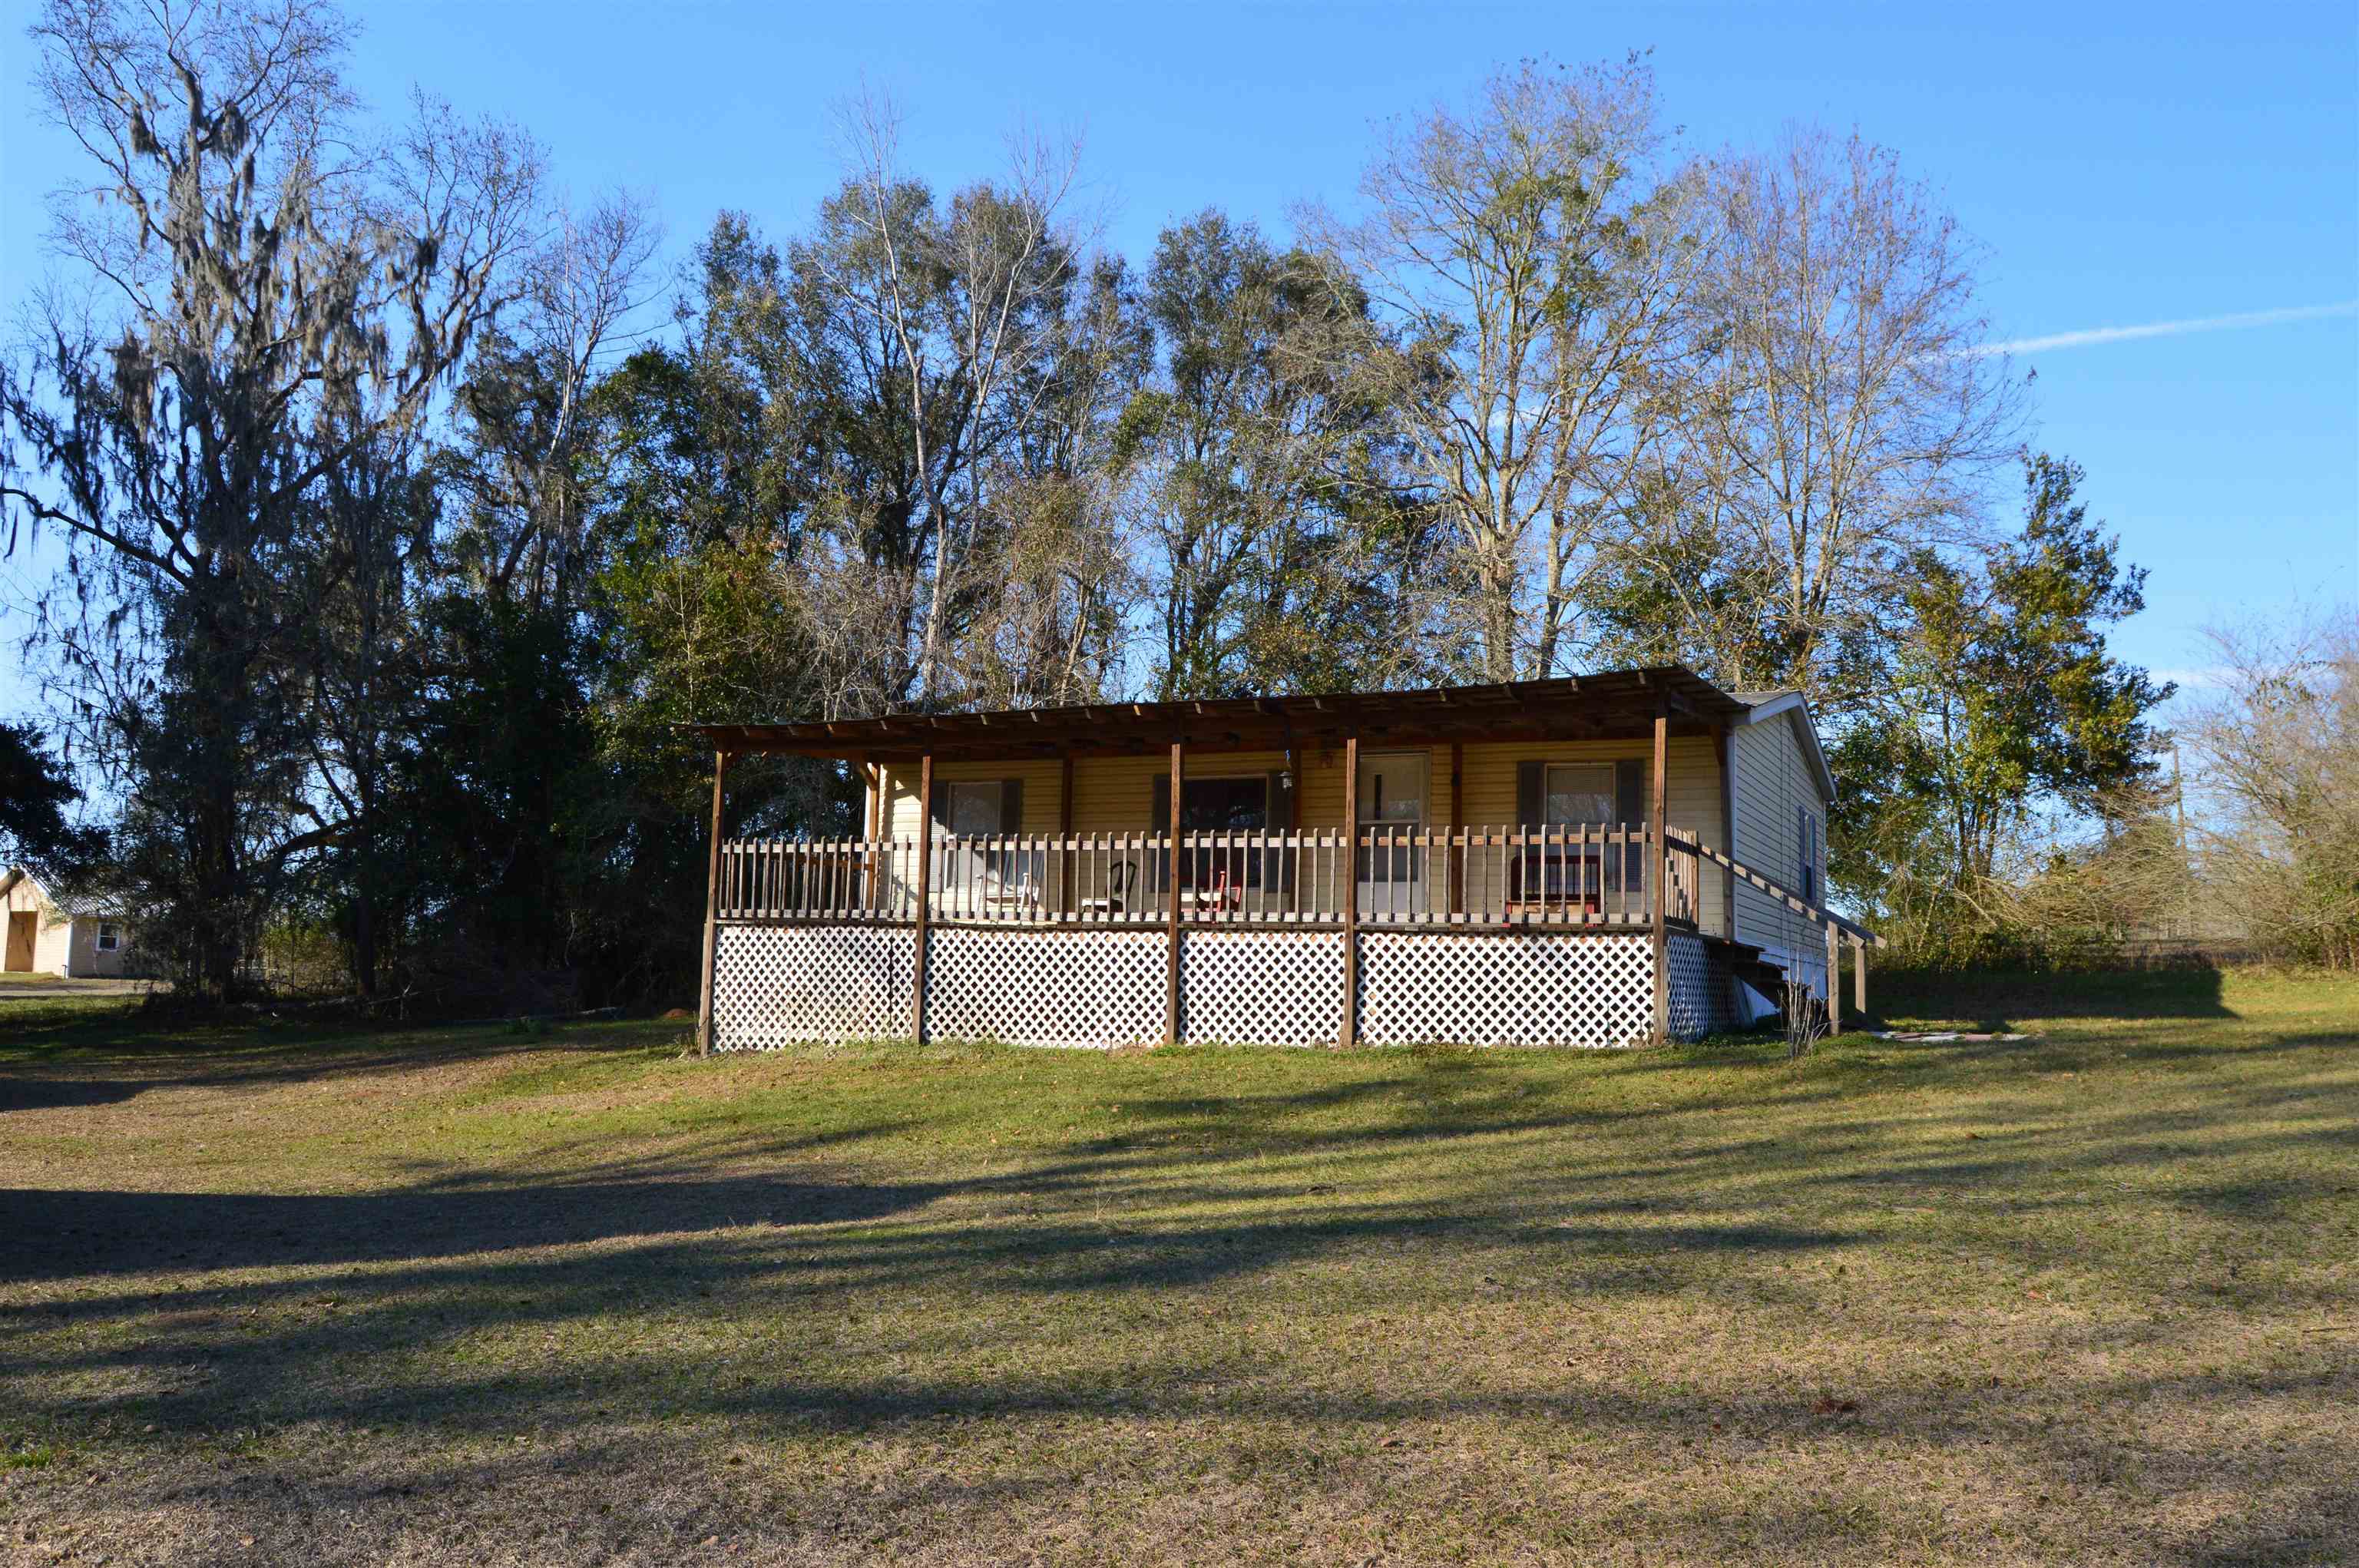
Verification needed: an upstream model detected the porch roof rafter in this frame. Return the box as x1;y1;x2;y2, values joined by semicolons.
675;665;1746;763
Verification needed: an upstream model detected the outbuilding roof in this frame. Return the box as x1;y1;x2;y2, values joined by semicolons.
677;665;1758;764
0;865;127;919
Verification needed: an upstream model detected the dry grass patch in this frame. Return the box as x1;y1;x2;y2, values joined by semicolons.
1;972;2354;1565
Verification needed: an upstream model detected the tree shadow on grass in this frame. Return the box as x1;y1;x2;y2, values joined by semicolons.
0;1076;147;1113
12;1043;2349;1343
5;1227;2349;1568
0;1173;951;1285
2119;1026;2358;1066
5;1042;2354;1565
1872;965;2235;1030
0;1004;683;1097
5;974;2354;1563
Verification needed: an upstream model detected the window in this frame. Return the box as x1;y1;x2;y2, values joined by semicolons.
1180;776;1269;832
1542;764;1613;825
1355;753;1428;911
928;779;1037;902
1154;774;1276;889
1513;759;1648;905
1798;807;1821;905
941;781;1007;838
95;921;121;952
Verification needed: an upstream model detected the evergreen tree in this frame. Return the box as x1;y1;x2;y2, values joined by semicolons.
1831;455;2173;934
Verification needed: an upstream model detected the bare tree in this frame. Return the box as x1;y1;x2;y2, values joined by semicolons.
1304;58;1706;680
1781;974;1828;1060
293;194;647;998
828;88;1087;708
448;191;662;609
2177;610;2359;968
955;251;1146;709
451;198;657;599
1662;127;2022;703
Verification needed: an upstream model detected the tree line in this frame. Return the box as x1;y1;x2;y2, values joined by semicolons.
7;0;2291;1009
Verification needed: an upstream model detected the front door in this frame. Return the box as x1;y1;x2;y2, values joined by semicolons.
5;911;35;972
1356;751;1429;917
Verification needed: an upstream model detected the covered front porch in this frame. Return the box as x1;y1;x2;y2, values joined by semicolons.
683;667;1875;1051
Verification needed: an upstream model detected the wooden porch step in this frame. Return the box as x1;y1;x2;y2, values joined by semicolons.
1702;935;1791;999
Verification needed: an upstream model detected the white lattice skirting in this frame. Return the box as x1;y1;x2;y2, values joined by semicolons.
712;925;915;1049
1359;931;1656;1048
713;923;1732;1051
1180;931;1345;1045
928;927;1164;1048
1664;931;1736;1040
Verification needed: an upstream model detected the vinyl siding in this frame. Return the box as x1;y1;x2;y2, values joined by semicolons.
874;752;1306;839
1453;738;1726;930
37;915;72;974
875;758;1067;839
871;738;1729;930
1732;711;1829;984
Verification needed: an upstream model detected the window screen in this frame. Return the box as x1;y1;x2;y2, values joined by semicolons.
1543;764;1613;825
1182;776;1268;831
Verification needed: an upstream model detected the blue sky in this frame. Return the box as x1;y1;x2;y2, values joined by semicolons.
2;0;2353;713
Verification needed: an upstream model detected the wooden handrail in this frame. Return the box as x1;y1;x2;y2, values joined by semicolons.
713;826;1736;934
1663;829;1883;948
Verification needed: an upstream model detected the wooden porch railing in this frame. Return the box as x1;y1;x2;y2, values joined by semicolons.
716;835;921;921
716;825;1703;928
1666;828;1882;1027
706;824;1882;1047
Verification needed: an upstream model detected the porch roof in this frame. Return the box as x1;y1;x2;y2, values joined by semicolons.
677;664;1753;763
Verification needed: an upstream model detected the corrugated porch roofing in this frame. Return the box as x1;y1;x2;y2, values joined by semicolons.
677;665;1753;763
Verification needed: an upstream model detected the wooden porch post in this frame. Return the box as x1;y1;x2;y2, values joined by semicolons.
1339;736;1359;1048
1059;752;1076;916
1821;924;1840;1032
1166;739;1183;1047
1853;932;1868;1018
1285;745;1303;916
864;762;882;913
912;751;934;1043
1447;739;1464;916
1825;920;1843;1035
696;750;731;1057
1650;712;1670;1039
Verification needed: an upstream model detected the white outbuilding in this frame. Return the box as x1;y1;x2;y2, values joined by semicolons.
2;865;137;978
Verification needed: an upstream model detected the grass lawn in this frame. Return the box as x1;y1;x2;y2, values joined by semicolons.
2;970;2354;1565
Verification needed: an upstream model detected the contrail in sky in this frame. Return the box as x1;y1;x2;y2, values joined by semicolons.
1967;300;2357;356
